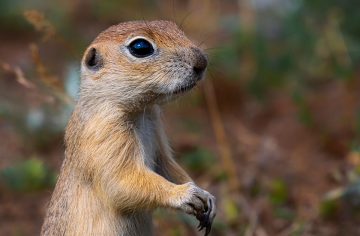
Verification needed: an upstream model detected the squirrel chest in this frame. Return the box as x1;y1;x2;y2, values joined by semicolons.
134;112;157;170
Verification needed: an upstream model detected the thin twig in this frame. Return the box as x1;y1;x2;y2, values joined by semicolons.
29;43;74;106
1;62;36;89
202;79;240;191
24;10;78;57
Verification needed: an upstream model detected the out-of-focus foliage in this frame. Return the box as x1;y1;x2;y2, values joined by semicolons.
269;179;289;206
214;0;357;95
0;158;56;192
182;148;215;173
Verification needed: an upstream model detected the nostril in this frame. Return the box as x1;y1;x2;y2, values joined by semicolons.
193;65;205;75
192;49;208;75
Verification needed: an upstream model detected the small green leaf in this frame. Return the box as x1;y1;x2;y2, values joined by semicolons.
269;179;289;206
224;198;240;223
320;199;339;219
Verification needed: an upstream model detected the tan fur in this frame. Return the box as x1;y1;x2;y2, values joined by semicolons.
41;20;215;236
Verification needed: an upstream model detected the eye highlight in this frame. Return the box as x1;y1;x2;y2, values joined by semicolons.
127;38;155;58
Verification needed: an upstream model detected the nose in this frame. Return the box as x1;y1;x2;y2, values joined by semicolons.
192;47;208;76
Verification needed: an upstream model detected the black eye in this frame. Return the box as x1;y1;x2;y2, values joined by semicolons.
128;38;154;58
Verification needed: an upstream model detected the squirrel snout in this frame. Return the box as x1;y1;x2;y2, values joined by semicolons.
191;47;208;76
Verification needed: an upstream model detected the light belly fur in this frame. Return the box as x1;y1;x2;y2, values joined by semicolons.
135;113;157;170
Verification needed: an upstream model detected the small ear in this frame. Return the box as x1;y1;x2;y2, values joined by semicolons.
84;47;103;70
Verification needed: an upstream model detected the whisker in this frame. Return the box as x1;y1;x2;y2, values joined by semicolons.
171;0;176;24
197;31;216;48
204;46;226;52
207;65;227;79
179;9;196;30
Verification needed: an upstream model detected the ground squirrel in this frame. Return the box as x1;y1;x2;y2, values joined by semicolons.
41;20;216;236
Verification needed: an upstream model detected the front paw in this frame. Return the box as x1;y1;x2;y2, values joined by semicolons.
179;183;216;236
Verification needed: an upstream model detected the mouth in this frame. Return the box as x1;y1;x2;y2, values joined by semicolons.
172;82;197;95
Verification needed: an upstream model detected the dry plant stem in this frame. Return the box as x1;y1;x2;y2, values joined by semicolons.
202;80;240;191
1;63;36;89
29;44;74;106
1;62;64;104
23;10;55;41
24;10;78;57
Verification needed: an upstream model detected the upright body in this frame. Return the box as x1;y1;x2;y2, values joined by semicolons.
41;21;216;236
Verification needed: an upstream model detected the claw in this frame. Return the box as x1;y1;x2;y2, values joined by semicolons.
196;208;212;234
202;219;211;236
182;187;215;236
204;224;212;236
197;221;204;231
202;209;214;236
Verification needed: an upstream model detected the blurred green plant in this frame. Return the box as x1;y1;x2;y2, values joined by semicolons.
181;148;215;173
292;90;314;127
0;158;56;192
268;179;295;221
223;197;240;224
269;178;289;206
320;180;360;220
211;0;359;106
320;197;340;220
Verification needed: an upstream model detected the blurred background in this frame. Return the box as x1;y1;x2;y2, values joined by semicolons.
1;0;360;235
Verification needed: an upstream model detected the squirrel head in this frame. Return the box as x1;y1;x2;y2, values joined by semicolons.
80;20;207;112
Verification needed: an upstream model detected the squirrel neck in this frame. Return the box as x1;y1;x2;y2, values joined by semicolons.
75;94;158;130
78;75;160;118
63;79;162;183
65;95;160;166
